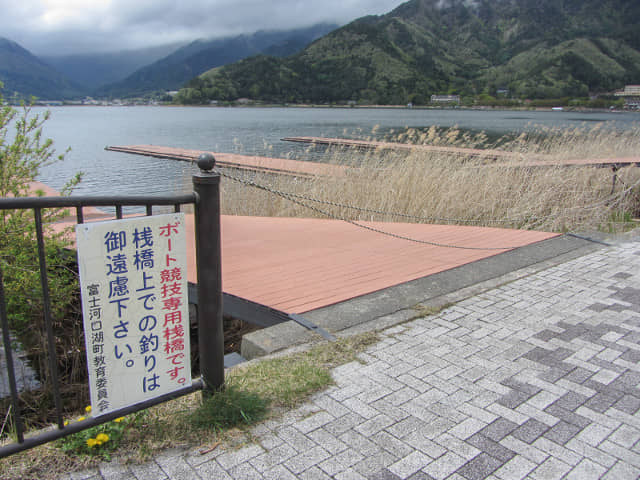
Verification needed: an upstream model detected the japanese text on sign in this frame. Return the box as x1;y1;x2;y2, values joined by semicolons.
76;213;191;416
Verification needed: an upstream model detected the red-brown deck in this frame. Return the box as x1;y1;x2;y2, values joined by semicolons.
105;145;344;176
49;201;558;314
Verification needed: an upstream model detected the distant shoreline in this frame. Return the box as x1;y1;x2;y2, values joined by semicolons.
31;102;637;115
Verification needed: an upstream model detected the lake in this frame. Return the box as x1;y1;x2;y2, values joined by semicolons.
37;106;638;198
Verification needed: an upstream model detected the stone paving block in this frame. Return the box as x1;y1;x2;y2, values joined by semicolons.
227;461;263;479
307;427;349;455
216;443;265;471
323;412;368;437
486;402;530;426
449;417;488;441
99;461;137;480
499;436;549;465
250;442;298;472
457;402;498;424
372;431;414;458
334;468;370;480
515;403;561;427
194;460;233;479
466;433;515;463
511;418;550;444
297;465;333;480
339;429;381;457
368;469;402;480
401;430;447;459
352;450;398;478
284;446;332;475
386;415;429;439
433;432;481;461
493;455;537;480
529;456;572;480
612;394;640;415
478;418;519;442
565;458;608;480
602;460;640;480
342;396;381;419
294;411;335;434
455;452;505;480
609;424;640;448
532;437;583;467
130;462;168;480
421;451;467;480
564;438;616;469
599;440;640;468
575;406;622;429
543;419;583;445
388;451;433;479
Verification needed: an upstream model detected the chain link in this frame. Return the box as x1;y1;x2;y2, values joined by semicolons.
216;165;639;250
218;169;533;251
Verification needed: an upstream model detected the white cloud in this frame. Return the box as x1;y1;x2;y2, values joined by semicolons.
0;0;405;55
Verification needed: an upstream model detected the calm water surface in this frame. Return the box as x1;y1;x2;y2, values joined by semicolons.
37;106;638;197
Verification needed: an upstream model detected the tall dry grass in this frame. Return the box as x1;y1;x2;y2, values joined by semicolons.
219;123;640;234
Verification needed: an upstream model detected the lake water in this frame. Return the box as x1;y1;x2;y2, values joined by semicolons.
37;106;639;198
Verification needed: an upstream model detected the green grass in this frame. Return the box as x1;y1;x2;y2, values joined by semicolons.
0;332;379;479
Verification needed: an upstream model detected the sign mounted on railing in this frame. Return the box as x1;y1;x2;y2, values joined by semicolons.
76;213;191;416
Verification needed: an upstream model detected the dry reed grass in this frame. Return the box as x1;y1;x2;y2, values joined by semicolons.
220;123;640;234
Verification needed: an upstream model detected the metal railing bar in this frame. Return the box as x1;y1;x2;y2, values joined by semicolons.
0;379;203;458
0;267;26;443
33;208;65;430
75;206;84;224
174;203;181;213
0;193;197;210
146;205;153;216
115;205;123;219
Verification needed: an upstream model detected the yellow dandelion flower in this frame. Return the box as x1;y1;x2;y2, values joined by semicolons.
114;417;124;423
63;420;69;426
85;405;92;413
96;433;109;443
87;438;97;448
78;416;86;422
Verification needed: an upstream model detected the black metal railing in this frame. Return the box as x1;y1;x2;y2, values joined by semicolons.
0;154;224;457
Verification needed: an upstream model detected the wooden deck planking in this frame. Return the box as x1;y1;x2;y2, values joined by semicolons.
41;194;558;315
106;144;344;176
217;216;557;313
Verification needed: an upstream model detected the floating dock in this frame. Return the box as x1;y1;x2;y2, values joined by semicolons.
105;144;343;177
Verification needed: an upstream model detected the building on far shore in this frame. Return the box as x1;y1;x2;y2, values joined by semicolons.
614;85;640;109
430;94;461;104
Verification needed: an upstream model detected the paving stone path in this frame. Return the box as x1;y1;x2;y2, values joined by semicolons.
62;240;640;479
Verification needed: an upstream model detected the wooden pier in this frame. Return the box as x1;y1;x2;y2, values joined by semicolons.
282;136;518;161
282;136;640;168
105;145;344;177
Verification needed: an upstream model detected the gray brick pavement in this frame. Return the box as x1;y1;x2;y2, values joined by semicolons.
58;240;640;479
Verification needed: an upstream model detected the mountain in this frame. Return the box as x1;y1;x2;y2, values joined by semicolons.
95;24;337;99
0;37;84;100
179;0;640;104
41;43;185;91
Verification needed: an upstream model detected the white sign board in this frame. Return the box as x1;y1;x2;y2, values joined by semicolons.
76;213;191;416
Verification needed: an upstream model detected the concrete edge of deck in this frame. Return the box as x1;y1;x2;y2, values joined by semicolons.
240;234;603;359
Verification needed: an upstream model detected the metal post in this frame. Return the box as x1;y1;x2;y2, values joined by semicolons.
192;153;224;393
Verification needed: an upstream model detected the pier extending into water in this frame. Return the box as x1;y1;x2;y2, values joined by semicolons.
105;145;343;177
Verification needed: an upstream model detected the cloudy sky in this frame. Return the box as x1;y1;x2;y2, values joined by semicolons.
0;0;406;55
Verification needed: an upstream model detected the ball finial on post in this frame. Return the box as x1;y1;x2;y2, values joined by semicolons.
197;152;216;172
